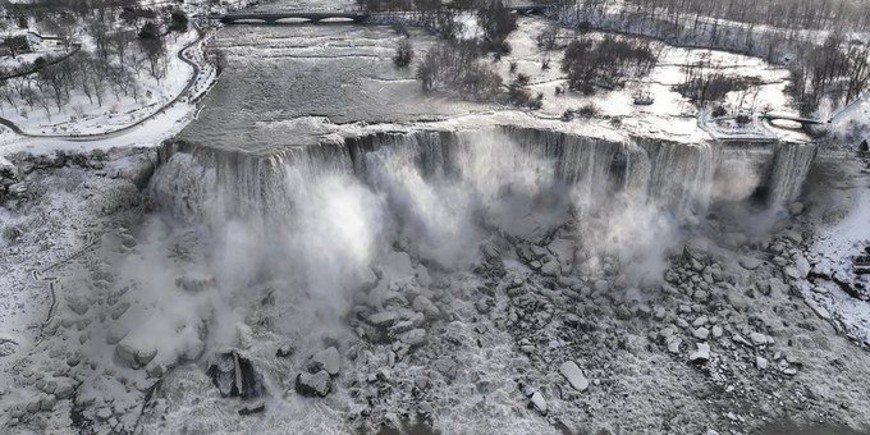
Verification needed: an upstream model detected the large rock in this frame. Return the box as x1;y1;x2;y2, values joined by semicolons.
530;391;548;414
310;347;340;376
548;238;575;266
667;337;682;354
793;254;811;279
768;278;789;297
115;341;157;369
689;343;711;363
739;257;762;271
64;293;91;316
750;332;772;346
412;296;440;319
295;370;332;397
207;351;266;399
53;378;76;400
540;261;560;277
398;328;427;347
559;361;589;392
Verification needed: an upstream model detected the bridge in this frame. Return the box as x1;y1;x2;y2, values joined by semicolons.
759;113;828;127
216;5;547;25
216;11;369;25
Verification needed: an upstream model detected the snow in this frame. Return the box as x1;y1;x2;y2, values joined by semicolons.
802;165;870;344
0;29;200;137
492;18;799;144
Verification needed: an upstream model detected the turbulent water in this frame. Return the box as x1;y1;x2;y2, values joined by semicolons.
153;127;813;225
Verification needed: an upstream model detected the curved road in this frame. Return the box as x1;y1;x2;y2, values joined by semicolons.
0;26;210;142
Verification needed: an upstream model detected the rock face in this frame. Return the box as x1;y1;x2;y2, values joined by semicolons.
296;370;332;397
559;361;589;392
207;351;266;399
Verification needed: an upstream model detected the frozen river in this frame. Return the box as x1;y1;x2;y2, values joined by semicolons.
178;24;488;152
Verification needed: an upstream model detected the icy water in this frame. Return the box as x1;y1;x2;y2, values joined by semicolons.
179;24;485;152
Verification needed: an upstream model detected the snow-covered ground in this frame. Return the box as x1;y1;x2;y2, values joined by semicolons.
0;30;199;137
495;19;804;144
800;156;870;345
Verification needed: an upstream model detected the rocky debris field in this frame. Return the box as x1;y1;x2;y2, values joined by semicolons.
0;148;157;433
0;148;869;434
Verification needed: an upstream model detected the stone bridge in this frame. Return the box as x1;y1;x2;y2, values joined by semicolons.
216;11;369;24
216;5;547;25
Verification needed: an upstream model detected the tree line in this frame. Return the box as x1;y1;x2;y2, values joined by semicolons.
546;0;870;115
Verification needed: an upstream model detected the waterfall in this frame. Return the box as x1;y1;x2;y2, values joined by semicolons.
640;139;720;219
766;141;818;209
149;128;816;233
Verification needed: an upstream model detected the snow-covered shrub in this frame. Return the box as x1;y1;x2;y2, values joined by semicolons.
416;43;502;101
393;40;414;68
561;35;658;92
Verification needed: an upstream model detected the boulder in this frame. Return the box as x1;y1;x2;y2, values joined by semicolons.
412;296;440;319
780;230;803;245
540;261;560;277
750;332;772;346
310;347;341;376
54;378;76;400
667;337;682;354
415;375;430;390
115;341;157;369
548;238;575;266
788;202;804;215
739;257;762;271
276;342;295;358
239;401;266;415
207;351;266;399
295;370;332;397
793;254;811;279
559;361;589;392
530;391;548;414
689;343;711;363
398;328;427;347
